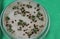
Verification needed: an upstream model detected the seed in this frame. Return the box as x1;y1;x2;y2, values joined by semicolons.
22;7;24;9
23;4;25;6
34;24;36;28
17;2;19;4
8;24;12;32
26;25;28;26
37;29;39;31
31;15;36;21
28;34;31;38
18;22;22;25
6;21;8;23
34;11;36;13
34;7;36;9
23;29;28;31
12;21;14;23
33;29;37;34
25;32;28;34
12;30;15;33
19;20;23;22
23;34;25;36
6;24;9;26
31;31;34;34
41;14;43;16
18;27;22;31
14;11;20;15
25;11;30;13
26;29;28;31
26;4;32;8
39;25;44;28
36;12;43;19
20;4;22;7
29;2;31;4
34;20;37;22
29;14;31;15
8;28;12;32
24;30;26;31
26;24;29;26
28;16;31;19
34;24;38;29
32;19;34;21
5;16;10;20
29;26;31;28
21;9;25;13
22;14;25;16
22;25;25;27
23;22;26;25
30;21;32;23
14;12;17;15
27;24;29;25
37;4;40;7
12;6;19;9
39;17;44;21
36;8;40;11
8;24;12;28
15;20;16;21
32;15;35;19
28;36;30;38
27;15;29;17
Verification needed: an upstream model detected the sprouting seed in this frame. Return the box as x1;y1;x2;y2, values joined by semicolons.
19;20;23;22
36;12;43;19
8;28;12;32
23;22;26;25
5;16;10;20
8;24;12;32
18;20;23;25
31;15;35;21
32;28;37;34
18;21;22;25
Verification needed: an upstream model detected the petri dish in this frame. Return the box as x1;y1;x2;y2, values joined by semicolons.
0;0;50;39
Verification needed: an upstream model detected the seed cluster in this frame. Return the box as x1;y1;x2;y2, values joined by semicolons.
4;1;45;39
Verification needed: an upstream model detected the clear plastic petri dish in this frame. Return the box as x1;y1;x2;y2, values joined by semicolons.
0;0;50;39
